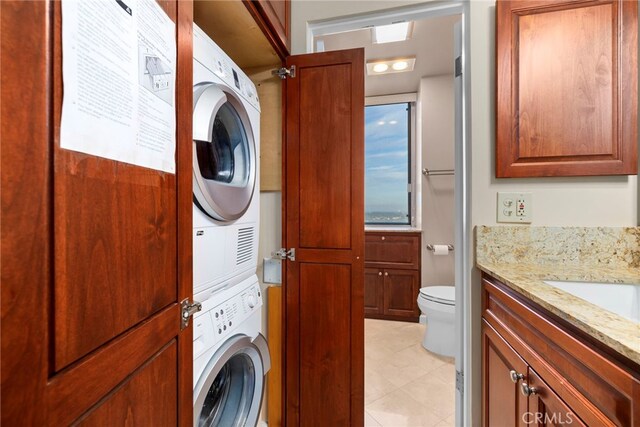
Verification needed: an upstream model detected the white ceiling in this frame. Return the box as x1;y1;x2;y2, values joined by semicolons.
315;14;461;97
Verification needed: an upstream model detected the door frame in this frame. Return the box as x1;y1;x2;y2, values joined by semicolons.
306;3;473;425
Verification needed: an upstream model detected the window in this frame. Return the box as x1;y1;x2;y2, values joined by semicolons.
365;102;411;225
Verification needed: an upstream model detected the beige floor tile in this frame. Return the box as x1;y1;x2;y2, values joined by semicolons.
428;360;456;385
366;340;398;362
436;414;456;426
365;368;398;405
369;356;436;389
367;332;416;355
402;374;456;419
365;319;456;426
389;344;447;372
366;388;444;427
365;410;383;427
396;322;428;342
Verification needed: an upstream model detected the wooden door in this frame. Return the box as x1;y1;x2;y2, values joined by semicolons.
1;1;193;425
283;48;364;426
364;268;384;315
483;320;529;427
526;368;587;427
383;269;420;319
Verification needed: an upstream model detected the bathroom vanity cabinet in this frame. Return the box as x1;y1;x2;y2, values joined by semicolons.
364;232;421;321
482;274;640;426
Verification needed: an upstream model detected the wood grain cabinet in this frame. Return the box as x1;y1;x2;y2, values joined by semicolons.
482;274;640;426
244;0;290;57
364;232;421;321
496;0;638;177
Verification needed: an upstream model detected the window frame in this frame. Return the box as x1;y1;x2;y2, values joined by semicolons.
364;94;417;227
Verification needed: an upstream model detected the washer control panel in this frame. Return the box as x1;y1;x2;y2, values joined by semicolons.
192;280;262;360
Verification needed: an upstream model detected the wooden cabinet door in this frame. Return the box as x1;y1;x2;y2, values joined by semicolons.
483;320;529;427
244;0;290;57
364;232;420;270
383;269;420;319
496;0;638;177
284;48;364;426
526;368;587;427
364;268;384;315
1;1;192;425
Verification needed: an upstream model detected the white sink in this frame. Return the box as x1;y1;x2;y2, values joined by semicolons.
544;281;640;324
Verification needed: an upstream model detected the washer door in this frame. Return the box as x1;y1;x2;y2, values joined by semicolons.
193;83;256;222
194;334;270;427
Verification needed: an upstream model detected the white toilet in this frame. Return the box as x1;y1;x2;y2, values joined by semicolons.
417;286;456;357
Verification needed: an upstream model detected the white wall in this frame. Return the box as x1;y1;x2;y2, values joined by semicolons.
291;0;425;55
419;75;456;286
469;1;638;227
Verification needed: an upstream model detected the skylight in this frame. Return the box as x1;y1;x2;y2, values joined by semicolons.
372;22;412;44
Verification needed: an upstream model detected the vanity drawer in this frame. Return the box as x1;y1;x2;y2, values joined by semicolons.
482;275;640;427
364;232;420;270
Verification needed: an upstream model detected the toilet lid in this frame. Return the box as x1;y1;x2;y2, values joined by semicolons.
420;286;455;306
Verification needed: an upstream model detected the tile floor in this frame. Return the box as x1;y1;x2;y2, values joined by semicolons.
365;319;456;427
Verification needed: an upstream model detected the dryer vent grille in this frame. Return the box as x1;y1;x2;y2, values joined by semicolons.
236;227;254;265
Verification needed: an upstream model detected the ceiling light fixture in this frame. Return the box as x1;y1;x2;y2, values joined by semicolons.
372;22;413;44
366;57;416;76
372;63;389;73
392;61;408;71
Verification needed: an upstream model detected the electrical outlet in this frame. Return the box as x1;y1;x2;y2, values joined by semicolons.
516;198;526;216
497;192;532;223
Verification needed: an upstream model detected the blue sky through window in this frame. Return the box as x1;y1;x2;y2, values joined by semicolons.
365;103;410;224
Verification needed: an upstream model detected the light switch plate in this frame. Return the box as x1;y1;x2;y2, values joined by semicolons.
497;192;532;223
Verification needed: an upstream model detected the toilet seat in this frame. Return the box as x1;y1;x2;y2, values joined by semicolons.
419;286;455;306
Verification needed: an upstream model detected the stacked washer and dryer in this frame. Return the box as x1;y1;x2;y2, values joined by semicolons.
191;24;270;427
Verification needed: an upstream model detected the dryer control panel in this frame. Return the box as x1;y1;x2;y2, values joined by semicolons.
193;24;260;112
192;277;263;360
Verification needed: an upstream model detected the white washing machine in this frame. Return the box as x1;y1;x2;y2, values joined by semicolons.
192;24;261;302
193;275;270;427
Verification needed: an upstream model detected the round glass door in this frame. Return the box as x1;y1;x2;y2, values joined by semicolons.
193;83;256;222
198;353;255;427
194;335;268;427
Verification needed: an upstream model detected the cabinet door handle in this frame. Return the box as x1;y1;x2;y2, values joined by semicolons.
509;370;525;383
520;382;538;396
378;271;383;276
384;272;389;276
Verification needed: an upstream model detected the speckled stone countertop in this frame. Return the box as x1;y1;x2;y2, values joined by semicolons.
476;226;640;365
364;227;422;233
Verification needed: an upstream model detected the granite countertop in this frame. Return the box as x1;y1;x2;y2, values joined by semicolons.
364;227;422;233
477;261;640;365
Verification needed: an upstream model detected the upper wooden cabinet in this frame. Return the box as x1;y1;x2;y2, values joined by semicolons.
244;0;290;58
496;0;638;177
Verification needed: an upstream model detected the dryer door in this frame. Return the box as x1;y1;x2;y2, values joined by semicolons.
193;334;270;427
193;83;257;222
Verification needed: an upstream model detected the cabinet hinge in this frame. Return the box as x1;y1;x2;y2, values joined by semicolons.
455;56;462;77
273;247;295;261
456;370;464;395
181;299;202;330
272;65;296;80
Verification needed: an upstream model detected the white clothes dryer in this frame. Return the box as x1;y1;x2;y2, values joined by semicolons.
193;275;270;427
192;24;261;301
